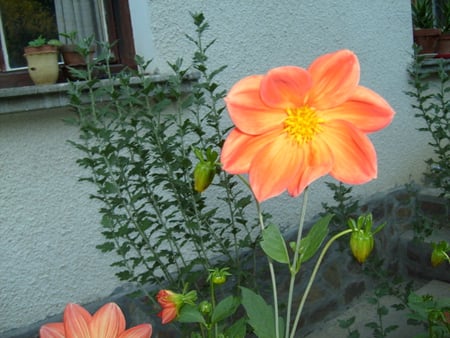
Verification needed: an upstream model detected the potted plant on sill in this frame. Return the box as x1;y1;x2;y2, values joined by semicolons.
23;36;62;85
59;31;96;80
436;1;450;57
412;0;441;54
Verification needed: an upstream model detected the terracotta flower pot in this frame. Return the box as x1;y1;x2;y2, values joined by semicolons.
60;44;95;66
60;44;96;80
436;33;450;56
23;45;59;85
413;28;441;54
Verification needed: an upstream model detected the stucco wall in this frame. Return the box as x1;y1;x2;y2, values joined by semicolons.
0;0;432;333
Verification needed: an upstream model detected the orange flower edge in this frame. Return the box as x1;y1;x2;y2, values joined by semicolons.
221;49;395;202
156;290;180;324
39;302;152;338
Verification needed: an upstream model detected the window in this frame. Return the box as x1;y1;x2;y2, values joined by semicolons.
0;0;135;89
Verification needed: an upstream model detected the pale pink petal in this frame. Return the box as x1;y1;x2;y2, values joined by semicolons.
248;133;305;202
287;138;333;196
118;324;152;338
225;75;286;134
40;322;65;338
260;66;311;108
320;121;378;183
321;86;395;132
307;50;360;110
89;303;126;338
221;128;283;174
64;303;92;338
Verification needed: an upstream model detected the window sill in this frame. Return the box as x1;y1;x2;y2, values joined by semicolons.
0;72;200;115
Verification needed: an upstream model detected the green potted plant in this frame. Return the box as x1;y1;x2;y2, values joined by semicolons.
412;0;441;54
60;31;95;64
23;36;62;85
59;31;96;80
436;1;450;56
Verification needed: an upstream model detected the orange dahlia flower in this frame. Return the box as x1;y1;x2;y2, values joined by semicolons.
156;290;181;324
39;302;152;338
221;49;395;202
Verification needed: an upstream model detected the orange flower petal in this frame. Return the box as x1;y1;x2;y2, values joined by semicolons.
248;133;305;201
321;120;377;183
156;290;175;307
64;303;92;338
89;303;126;338
287;138;333;196
158;305;178;324
39;322;65;338
225;75;286;134
221;128;282;174
260;66;311;108
307;50;360;110
117;324;152;338
321;86;395;132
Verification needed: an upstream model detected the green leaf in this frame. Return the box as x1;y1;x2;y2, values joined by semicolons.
211;296;240;324
260;224;289;264
223;317;247;338
338;316;356;329
177;304;206;324
292;214;331;263
240;287;284;338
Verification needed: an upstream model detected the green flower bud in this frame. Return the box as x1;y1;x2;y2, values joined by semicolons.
431;241;450;267
198;300;212;315
347;214;384;264
193;147;219;193
194;161;216;192
208;267;231;285
350;230;374;264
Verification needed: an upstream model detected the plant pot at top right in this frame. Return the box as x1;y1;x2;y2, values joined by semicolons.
436;33;450;56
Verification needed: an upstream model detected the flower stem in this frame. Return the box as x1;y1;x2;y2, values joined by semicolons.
285;188;309;338
238;175;280;338
290;228;353;337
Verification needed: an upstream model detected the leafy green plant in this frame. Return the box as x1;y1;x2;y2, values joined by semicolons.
67;13;258;300
28;35;61;47
407;293;450;338
321;181;359;249
412;0;436;29
360;256;416;338
407;53;450;200
438;1;450;33
338;316;360;338
404;181;439;241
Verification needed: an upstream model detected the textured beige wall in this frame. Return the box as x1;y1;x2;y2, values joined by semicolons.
0;0;432;333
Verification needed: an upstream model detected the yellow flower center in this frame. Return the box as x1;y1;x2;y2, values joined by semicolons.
284;106;323;144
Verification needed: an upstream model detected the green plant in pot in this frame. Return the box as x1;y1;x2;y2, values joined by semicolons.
60;31;95;65
23;36;61;85
436;1;450;56
59;31;97;80
412;0;441;54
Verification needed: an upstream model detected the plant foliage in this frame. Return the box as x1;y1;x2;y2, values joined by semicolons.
67;13;259;299
407;52;450;200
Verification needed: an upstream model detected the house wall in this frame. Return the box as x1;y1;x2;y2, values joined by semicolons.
0;0;431;334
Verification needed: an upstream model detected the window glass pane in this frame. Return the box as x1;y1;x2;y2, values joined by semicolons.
0;0;59;69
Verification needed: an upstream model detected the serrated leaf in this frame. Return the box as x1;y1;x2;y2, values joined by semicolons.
240;287;284;338
260;224;289;264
